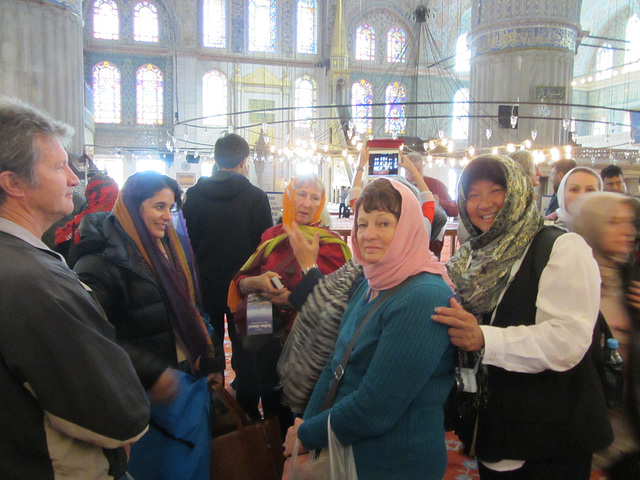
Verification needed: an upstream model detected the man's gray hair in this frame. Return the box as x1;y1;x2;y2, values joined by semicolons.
405;151;424;167
0;97;73;204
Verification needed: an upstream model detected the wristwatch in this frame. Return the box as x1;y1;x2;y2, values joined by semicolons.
301;264;318;276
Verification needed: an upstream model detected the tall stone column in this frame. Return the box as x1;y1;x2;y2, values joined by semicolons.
0;0;85;153
468;1;582;150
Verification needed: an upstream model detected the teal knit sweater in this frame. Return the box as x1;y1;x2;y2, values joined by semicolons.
298;273;455;480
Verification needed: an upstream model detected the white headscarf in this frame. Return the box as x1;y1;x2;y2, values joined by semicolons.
555;166;603;230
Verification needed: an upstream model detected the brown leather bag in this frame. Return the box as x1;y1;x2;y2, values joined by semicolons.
210;383;284;480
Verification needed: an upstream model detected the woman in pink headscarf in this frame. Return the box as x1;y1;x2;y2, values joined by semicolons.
282;177;455;480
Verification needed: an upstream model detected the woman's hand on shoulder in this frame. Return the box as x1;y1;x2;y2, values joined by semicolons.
432;296;485;351
283;221;320;270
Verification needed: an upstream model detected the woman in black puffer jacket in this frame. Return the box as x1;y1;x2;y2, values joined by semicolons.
73;171;224;479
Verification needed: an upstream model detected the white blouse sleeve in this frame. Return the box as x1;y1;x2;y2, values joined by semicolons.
480;233;600;373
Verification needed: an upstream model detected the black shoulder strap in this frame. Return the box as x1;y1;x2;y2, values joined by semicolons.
320;274;417;411
529;225;566;281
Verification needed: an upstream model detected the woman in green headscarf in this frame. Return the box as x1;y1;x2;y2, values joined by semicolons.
432;155;612;480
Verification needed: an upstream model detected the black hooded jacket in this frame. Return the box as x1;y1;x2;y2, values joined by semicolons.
182;170;272;311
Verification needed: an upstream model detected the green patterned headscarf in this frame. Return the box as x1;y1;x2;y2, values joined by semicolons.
447;155;544;315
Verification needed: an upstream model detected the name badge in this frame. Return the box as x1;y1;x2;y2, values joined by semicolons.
246;293;273;335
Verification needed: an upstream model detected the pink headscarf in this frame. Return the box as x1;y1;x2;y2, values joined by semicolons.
351;178;452;290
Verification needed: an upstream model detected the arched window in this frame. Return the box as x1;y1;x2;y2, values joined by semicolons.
452;88;469;140
92;61;121;124
93;0;119;40
295;75;317;127
351;79;373;134
385;82;406;135
136;64;163;125
203;0;227;48
596;43;614;80
133;1;159;43
355;24;375;61
248;0;277;53
386;27;406;63
455;33;470;72
297;0;317;54
203;70;228;126
624;14;640;72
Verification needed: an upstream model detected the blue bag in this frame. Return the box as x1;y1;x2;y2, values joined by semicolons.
127;370;210;480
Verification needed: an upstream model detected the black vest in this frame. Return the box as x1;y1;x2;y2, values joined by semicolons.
476;226;613;462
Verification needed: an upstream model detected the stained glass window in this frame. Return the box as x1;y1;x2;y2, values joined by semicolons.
455;33;470;72
92;61;121;124
136;64;163;125
351;79;373;134
93;0;119;40
624;14;640;72
596;43;613;80
133;1;159;43
385;82;406;135
386;27;405;63
295;75;317;127
203;0;227;48
355;24;375;61
296;0;317;54
203;70;228;126
248;0;277;53
452;88;469;140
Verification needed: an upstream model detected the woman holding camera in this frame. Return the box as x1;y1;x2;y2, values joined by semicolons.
432;155;612;480
228;173;350;431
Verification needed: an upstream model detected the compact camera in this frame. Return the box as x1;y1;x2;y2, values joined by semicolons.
366;139;404;177
368;151;400;177
270;277;284;290
455;367;478;393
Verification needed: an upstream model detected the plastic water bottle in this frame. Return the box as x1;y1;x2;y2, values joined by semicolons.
602;338;624;409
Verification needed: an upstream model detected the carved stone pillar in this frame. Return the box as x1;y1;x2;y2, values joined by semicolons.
468;0;582;149
0;0;85;153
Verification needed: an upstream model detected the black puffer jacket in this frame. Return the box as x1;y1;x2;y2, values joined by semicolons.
73;212;182;390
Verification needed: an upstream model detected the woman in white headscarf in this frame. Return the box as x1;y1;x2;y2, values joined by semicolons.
555;166;603;230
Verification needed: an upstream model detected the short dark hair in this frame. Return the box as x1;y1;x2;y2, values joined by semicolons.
122;170;183;210
600;164;624;180
460;155;508;198
355;178;402;221
551;159;577;175
214;133;250;169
